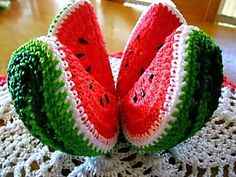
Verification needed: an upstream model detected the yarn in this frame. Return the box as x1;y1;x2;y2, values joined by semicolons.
0;57;235;177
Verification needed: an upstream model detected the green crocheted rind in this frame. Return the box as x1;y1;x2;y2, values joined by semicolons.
8;43;67;153
8;39;102;156
141;29;223;153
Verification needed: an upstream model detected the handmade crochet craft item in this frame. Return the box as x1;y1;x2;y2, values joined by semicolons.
7;36;119;156
117;0;222;152
118;25;223;152
1;65;235;177
7;0;223;157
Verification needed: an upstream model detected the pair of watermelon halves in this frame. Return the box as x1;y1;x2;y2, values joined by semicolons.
7;0;223;156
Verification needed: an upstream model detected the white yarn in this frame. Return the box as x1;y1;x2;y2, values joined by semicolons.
0;58;235;177
122;25;200;147
38;36;118;153
109;57;122;88
0;83;12;117
48;0;90;37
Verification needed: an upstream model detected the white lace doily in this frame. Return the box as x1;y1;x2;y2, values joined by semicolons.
1;59;236;176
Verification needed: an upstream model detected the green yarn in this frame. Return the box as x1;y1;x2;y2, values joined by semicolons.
141;29;223;153
8;39;102;156
8;46;67;153
40;43;101;156
7;29;223;155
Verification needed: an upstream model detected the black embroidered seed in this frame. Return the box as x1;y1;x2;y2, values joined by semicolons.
133;92;138;103
140;68;145;76
149;73;154;79
125;62;129;68
76;53;85;58
105;94;110;103
141;89;146;98
89;81;93;89
136;35;140;41
100;97;104;107
86;66;91;72
78;38;89;45
157;43;164;50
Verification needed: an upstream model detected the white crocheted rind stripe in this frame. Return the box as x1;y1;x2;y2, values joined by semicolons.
120;0;187;66
120;2;187;146
38;36;117;153
109;57;122;88
1;66;235;177
48;0;90;37
123;25;199;147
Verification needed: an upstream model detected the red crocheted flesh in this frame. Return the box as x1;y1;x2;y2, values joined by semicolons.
54;1;115;94
121;29;180;136
61;45;119;139
0;76;7;86
110;51;123;59
223;76;236;90
117;3;183;99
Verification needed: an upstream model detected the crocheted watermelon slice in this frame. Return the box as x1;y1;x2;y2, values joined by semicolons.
48;0;115;94
7;0;224;156
7;36;119;156
117;1;186;98
120;25;223;152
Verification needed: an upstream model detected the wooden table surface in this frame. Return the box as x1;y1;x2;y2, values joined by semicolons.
0;0;235;83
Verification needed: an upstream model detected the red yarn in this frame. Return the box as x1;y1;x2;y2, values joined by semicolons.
54;2;115;94
121;29;181;136
223;76;236;90
0;75;7;86
60;45;118;139
117;4;183;99
110;51;123;59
